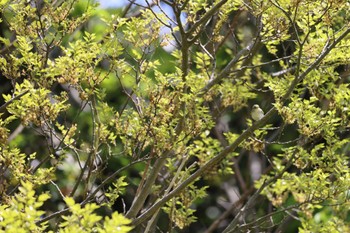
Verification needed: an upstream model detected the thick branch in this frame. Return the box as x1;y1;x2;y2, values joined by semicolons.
200;38;260;95
125;155;167;219
187;0;228;37
282;27;350;101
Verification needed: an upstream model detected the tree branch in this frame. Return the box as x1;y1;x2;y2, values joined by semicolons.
187;0;228;37
0;90;29;113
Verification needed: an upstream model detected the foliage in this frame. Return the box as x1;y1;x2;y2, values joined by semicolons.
0;0;349;232
0;181;50;232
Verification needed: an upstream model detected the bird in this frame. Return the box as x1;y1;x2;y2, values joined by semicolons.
251;104;264;121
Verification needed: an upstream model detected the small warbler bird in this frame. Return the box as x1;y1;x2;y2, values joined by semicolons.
251;104;264;121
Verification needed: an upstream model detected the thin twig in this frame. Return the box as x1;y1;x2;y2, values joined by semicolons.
0;90;29;113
